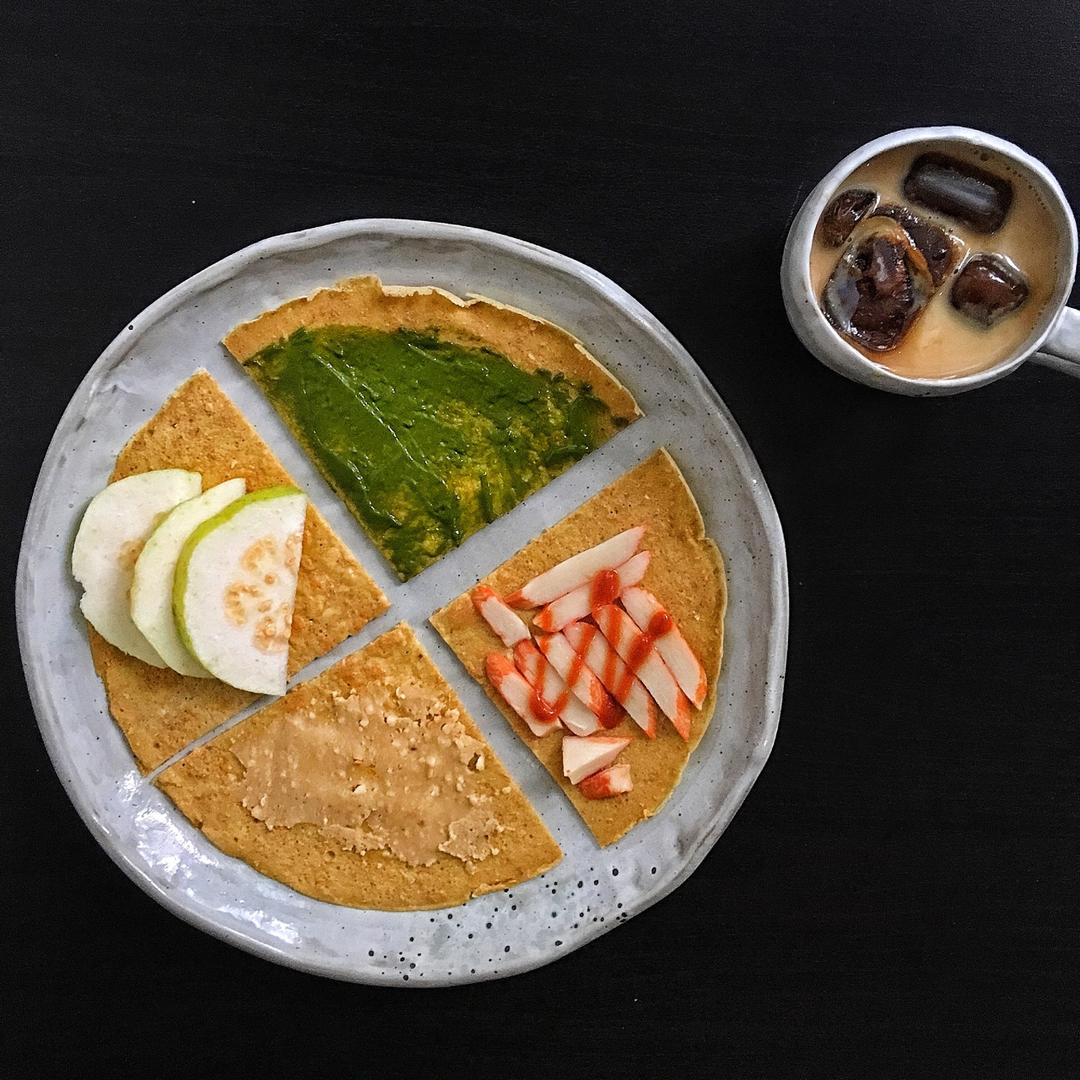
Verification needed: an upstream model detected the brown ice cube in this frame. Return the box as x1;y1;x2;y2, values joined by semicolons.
871;204;963;286
903;152;1013;233
822;219;935;352
818;188;878;247
950;254;1029;326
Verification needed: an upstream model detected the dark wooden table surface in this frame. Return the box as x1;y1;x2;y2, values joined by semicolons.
5;3;1078;1077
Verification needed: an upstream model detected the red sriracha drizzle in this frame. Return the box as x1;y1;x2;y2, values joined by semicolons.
575;648;622;728
522;647;566;725
617;609;674;704
589;567;622;609
526;644;615;726
574;622;624;707
530;686;561;726
560;622;626;729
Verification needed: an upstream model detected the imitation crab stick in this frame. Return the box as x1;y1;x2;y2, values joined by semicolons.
485;652;560;738
512;640;600;737
505;526;645;609
592;604;692;741
620;586;708;707
472;585;530;647
562;620;658;738
562;735;631;784
532;550;652;632
535;632;622;728
578;761;633;799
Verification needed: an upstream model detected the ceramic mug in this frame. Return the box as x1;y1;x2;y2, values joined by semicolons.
781;126;1080;396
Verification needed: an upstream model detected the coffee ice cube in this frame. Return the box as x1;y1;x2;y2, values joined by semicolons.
903;152;1013;233
950;254;1029;326
822;219;935;352
819;188;878;247
871;204;963;287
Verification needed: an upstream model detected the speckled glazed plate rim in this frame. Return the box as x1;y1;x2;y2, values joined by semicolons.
17;219;787;985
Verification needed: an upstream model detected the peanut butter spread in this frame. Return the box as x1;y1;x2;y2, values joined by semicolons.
156;624;562;909
230;673;505;869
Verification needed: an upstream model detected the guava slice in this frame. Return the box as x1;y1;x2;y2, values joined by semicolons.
72;469;202;666
130;478;246;677
174;486;307;695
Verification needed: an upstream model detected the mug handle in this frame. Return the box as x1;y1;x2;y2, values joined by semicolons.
1031;306;1080;376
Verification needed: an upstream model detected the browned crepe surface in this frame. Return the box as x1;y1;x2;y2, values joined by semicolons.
90;370;388;772
156;624;562;910
222;274;640;421
430;449;726;846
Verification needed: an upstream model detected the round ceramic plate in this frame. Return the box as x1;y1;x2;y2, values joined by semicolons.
17;220;787;985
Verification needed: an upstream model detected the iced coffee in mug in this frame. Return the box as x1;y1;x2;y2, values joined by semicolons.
782;128;1080;396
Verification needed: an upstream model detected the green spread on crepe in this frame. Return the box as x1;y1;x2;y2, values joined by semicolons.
243;326;619;579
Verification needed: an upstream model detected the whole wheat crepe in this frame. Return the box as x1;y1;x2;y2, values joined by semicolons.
156;624;562;910
222;276;640;578
431;450;726;847
91;371;388;772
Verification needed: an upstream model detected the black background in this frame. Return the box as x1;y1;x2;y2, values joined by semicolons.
4;3;1078;1077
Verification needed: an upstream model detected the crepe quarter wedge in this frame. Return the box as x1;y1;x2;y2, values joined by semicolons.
85;371;388;772
223;275;640;580
156;625;561;910
431;449;726;847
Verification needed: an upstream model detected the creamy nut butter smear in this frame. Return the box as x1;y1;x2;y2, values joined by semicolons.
157;626;560;910
233;676;501;869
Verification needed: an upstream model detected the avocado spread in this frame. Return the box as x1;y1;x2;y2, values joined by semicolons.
243;326;622;579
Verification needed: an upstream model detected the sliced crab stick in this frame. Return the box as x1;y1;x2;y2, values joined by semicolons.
620;586;708;707
472;585;530;647
579;761;633;799
485;652;560;738
535;632;622;729
562;735;631;784
532;550;651;632
513;640;600;737
562;620;657;738
506;526;645;608
592;604;692;741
